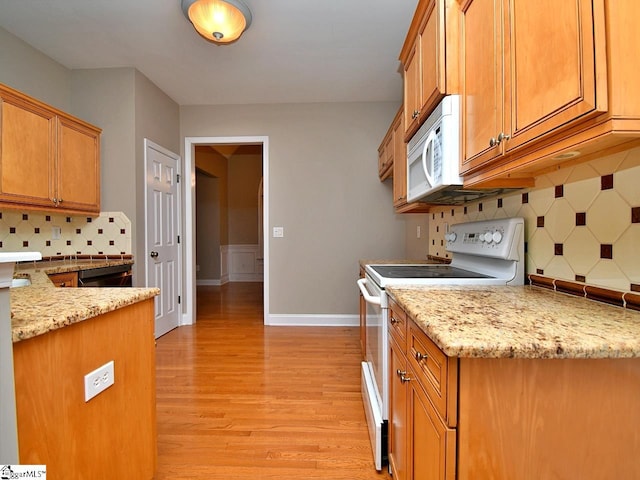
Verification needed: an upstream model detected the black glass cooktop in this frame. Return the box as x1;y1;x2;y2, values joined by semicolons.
369;265;492;279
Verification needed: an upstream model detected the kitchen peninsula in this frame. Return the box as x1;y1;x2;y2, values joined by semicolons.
387;284;640;479
9;260;159;479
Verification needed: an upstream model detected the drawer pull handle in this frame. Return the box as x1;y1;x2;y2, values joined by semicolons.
390;317;398;325
415;351;427;361
397;369;411;383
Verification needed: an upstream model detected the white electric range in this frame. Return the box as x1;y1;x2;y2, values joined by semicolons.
357;217;525;470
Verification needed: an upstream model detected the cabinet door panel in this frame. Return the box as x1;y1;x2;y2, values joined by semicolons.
505;0;606;151
460;0;503;172
419;0;446;118
410;380;456;480
0;99;55;206
388;337;407;480
404;43;421;138
56;117;100;212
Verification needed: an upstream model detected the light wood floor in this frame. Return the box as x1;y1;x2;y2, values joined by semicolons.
155;282;391;480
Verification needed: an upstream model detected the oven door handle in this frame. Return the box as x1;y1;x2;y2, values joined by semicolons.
357;278;381;305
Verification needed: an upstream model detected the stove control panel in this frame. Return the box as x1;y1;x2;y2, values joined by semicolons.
445;218;524;260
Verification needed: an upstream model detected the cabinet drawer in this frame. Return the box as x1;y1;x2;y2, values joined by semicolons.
388;297;407;350
408;319;458;426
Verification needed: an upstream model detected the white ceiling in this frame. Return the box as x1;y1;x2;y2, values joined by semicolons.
0;0;418;106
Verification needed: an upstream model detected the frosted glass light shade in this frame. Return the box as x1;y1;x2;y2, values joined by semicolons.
182;0;252;44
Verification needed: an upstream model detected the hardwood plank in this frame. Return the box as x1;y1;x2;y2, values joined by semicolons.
155;283;389;480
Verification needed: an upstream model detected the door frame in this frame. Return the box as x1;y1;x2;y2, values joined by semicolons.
143;138;182;333
183;136;269;326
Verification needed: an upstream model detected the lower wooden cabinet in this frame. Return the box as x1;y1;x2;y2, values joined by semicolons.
389;300;456;480
388;296;640;480
13;299;157;479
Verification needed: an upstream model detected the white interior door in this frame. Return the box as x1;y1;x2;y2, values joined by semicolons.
144;139;181;338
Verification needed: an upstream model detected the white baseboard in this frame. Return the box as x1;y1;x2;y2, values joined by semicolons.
229;273;264;282
196;279;223;286
265;314;359;327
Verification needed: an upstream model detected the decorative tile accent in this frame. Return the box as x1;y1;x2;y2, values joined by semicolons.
478;202;483;212
632;207;640;223
601;244;613;259
555;185;564;198
555;244;564;255
537;216;544;227
575;275;586;283
601;174;614;190
576;212;586;226
497;198;503;208
0;211;132;257
522;192;529;204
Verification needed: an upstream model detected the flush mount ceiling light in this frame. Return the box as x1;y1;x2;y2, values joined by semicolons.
181;0;252;44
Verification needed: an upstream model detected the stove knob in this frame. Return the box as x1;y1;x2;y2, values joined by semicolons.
492;231;503;244
446;232;457;242
483;232;494;243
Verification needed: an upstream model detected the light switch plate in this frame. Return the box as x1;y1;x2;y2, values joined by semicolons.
273;227;284;238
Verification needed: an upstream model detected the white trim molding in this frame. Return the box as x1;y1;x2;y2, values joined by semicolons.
265;314;359;327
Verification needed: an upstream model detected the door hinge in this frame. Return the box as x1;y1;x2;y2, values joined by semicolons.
177;173;180;183
177;235;180;244
178;295;181;304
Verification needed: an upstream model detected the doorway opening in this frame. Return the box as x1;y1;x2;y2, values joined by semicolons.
183;136;269;326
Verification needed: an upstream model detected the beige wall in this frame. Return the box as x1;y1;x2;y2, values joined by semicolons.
195;172;220;280
228;151;262;245
181;102;408;314
0;27;71;111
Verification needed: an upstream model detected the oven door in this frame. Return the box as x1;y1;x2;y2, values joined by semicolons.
356;276;388;470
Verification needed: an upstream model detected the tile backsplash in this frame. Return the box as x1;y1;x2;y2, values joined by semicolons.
428;146;640;293
0;211;132;257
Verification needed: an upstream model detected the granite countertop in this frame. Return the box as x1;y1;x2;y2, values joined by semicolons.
10;259;159;343
387;285;640;359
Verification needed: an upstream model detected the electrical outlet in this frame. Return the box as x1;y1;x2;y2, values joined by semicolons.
52;226;61;240
84;360;115;402
417;225;421;238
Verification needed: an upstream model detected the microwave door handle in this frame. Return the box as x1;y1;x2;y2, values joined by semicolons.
357;278;381;305
421;130;438;188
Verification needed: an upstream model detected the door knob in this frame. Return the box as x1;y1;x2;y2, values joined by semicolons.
150;251;159;258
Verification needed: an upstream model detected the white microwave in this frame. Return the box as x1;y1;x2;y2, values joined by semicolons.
406;95;462;203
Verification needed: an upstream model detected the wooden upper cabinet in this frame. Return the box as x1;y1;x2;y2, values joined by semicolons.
0;96;56;208
459;0;503;172
460;0;606;176
56;116;100;212
401;0;459;141
0;83;101;214
458;0;640;188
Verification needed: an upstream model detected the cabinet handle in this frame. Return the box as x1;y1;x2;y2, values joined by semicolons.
58;198;63;204
51;197;58;205
59;282;66;287
396;369;406;377
400;373;411;383
415;351;427;361
489;137;498;147
390;317;398;325
412;109;420;119
497;132;511;143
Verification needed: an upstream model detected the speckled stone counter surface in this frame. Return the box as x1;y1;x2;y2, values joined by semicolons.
10;259;158;343
387;285;640;359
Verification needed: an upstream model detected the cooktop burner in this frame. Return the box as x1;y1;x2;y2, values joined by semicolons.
369;265;493;279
